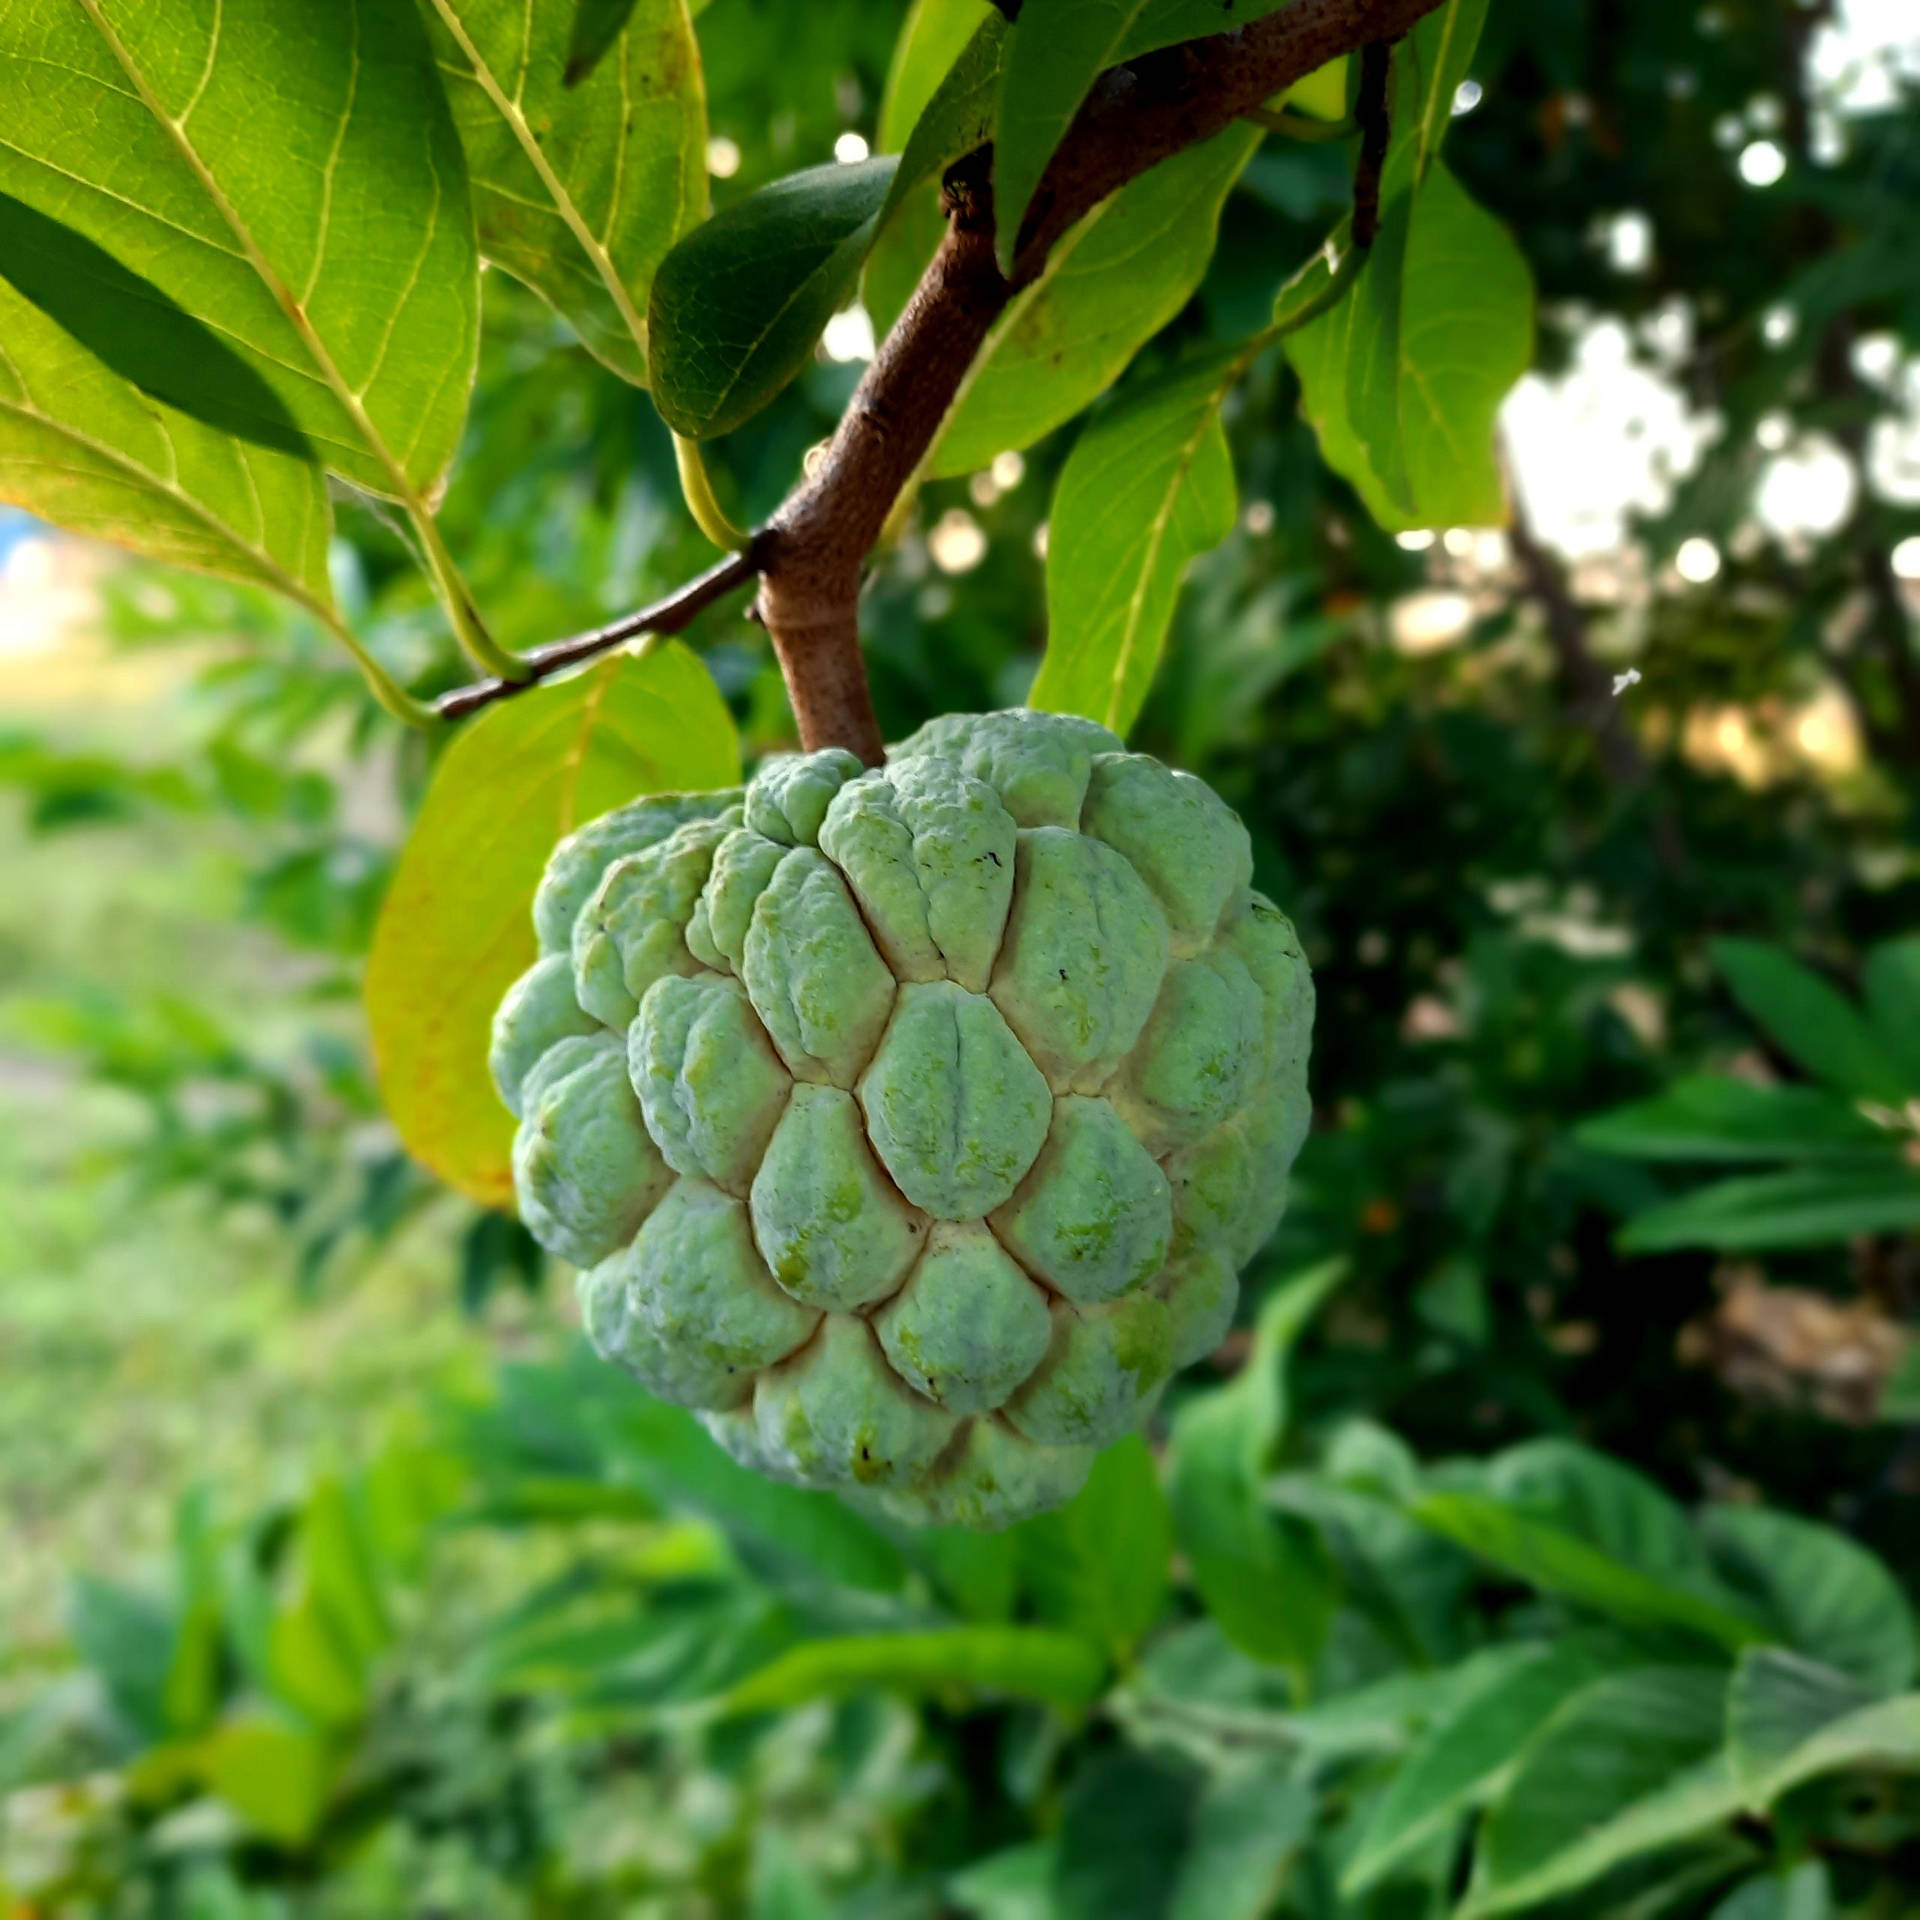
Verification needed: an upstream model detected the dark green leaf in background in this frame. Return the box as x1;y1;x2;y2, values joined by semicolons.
1862;934;1920;1093
1054;1745;1200;1920
1703;1505;1917;1694
1032;345;1242;734
424;0;708;384
1168;1759;1313;1920
1725;1647;1878;1791
1616;1165;1920;1254
1712;938;1913;1104
650;157;899;437
1578;1075;1898;1163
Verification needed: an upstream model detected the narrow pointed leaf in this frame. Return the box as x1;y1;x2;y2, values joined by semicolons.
715;1627;1108;1715
1616;1165;1920;1254
424;0;707;384
1863;934;1920;1093
1033;345;1241;734
650;158;899;437
1712;938;1910;1102
1577;1075;1896;1163
0;0;479;500
366;645;740;1205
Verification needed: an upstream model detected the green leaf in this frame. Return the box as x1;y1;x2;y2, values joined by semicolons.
1017;1433;1171;1660
1054;1745;1201;1920
1166;1261;1346;1672
886;13;1005;217
1703;1505;1916;1694
1343;1638;1622;1895
989;0;1289;276
69;1576;180;1743
1725;1647;1877;1792
1862;934;1920;1094
932;124;1258;478
365;645;739;1205
423;0;707;384
266;1588;367;1726
1711;939;1909;1103
951;1842;1058;1920
1745;1687;1920;1804
913;1527;1020;1623
1382;0;1491;200
1405;1491;1762;1651
1708;1862;1833;1920
1168;1759;1312;1920
1032;345;1241;735
0;0;478;501
650;157;899;437
715;1626;1108;1716
1577;1075;1896;1163
1289;160;1531;531
1487;1440;1715;1586
1616;1164;1920;1254
1462;1667;1745;1920
880;0;997;154
301;1478;391;1670
198;1714;338;1845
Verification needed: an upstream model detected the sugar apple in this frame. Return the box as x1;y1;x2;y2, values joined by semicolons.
491;709;1313;1529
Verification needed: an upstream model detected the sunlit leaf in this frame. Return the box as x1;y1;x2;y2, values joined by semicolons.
0;0;478;500
1032;345;1241;734
198;1714;339;1845
424;0;707;383
365;645;739;1205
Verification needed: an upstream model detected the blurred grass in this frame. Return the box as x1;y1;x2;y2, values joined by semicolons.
0;691;508;1657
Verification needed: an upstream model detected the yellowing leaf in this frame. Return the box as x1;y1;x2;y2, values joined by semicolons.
366;645;740;1205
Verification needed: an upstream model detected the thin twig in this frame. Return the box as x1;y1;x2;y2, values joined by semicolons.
433;547;761;720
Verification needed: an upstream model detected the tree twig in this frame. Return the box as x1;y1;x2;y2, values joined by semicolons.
436;0;1450;750
1352;40;1394;249
432;548;761;720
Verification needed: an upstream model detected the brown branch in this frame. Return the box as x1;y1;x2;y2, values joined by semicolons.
437;0;1449;748
432;548;760;720
1353;40;1394;249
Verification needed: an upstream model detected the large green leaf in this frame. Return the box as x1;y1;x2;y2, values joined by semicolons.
365;644;740;1205
1578;1075;1897;1164
1054;1746;1201;1920
1746;1687;1920;1804
989;0;1289;276
0;0;478;501
0;272;336;618
1725;1647;1878;1791
1703;1505;1916;1694
1708;1863;1833;1920
1166;1262;1346;1673
1616;1164;1920;1254
931;125;1258;479
1017;1433;1171;1661
1381;0;1491;201
1343;1638;1622;1894
1862;934;1920;1094
423;0;707;383
715;1626;1108;1715
1288;159;1531;530
1461;1667;1745;1920
1032;345;1240;735
650;157;898;437
1712;939;1910;1103
1168;1759;1312;1920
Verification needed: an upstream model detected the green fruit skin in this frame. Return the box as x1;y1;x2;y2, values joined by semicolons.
494;713;1313;1529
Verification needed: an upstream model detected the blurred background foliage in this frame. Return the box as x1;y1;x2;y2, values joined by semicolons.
3;0;1920;1913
